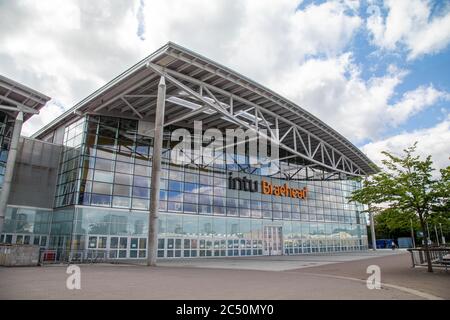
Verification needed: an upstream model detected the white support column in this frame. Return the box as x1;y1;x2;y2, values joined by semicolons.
0;111;23;235
147;76;166;266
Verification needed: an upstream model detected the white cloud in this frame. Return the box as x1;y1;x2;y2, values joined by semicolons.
21;101;66;137
367;0;450;59
137;0;362;82
0;0;145;106
1;0;365;136
387;85;450;125
362;116;450;172
269;54;449;143
0;0;448;157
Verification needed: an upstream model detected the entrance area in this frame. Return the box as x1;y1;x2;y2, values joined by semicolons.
86;235;147;259
0;233;48;248
263;226;283;256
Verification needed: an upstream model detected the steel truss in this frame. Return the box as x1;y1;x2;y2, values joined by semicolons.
89;62;367;178
145;63;365;177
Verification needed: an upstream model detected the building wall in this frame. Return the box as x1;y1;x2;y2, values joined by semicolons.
8;137;62;208
0;111;14;188
45;206;365;258
0;206;52;247
44;114;367;258
1;114;368;258
0;136;62;247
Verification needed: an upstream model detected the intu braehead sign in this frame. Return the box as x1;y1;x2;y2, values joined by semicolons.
228;173;307;199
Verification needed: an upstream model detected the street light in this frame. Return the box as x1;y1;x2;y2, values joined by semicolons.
434;225;440;247
440;223;446;245
410;218;416;248
369;211;376;251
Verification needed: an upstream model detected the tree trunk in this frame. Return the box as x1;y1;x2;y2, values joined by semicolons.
419;214;433;272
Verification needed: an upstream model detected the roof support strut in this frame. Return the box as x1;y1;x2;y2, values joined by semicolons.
146;62;365;177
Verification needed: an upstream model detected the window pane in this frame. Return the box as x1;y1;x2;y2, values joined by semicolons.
113;196;130;208
133;187;149;198
110;237;118;248
132;198;149;210
95;158;113;171
91;194;111;206
88;236;97;248
168;181;183;192
134;165;150;176
113;184;131;197
134;176;149;188
114;173;132;185
93;170;113;183
115;161;133;174
92;182;112;195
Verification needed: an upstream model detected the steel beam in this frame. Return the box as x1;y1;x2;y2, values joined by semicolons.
146;62;363;176
155;65;365;175
163;52;371;173
0;112;23;235
121;97;143;119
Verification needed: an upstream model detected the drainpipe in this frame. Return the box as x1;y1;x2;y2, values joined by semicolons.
0;111;23;235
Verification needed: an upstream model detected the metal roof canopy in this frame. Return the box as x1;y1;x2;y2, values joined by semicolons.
0;74;50;121
31;42;378;176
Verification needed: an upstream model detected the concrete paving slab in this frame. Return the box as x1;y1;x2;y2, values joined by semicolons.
1;250;446;300
156;249;406;271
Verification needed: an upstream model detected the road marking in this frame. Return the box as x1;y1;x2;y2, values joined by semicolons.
299;272;444;300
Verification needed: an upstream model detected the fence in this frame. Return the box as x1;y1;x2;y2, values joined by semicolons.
407;247;450;269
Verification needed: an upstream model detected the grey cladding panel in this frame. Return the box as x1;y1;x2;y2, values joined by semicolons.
8;138;63;208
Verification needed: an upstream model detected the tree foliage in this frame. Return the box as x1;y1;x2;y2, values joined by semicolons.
349;142;450;272
373;208;418;239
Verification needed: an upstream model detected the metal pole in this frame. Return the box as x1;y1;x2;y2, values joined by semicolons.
410;218;416;248
0;111;23;235
434;225;440;247
147;76;166;266
369;212;376;251
426;222;431;246
440;223;445;245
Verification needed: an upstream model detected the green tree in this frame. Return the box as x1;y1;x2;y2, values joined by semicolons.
349;142;450;272
373;208;419;240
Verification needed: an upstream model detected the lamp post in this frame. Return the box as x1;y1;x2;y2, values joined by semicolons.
410;218;416;248
369;212;376;251
434;225;440;247
440;223;445;245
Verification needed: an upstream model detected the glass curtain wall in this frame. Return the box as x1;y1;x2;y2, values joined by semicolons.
51;114;367;258
0;111;14;187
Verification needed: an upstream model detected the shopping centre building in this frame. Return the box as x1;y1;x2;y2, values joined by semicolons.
0;42;377;260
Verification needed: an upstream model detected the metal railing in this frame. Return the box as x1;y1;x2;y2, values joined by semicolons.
407;247;450;270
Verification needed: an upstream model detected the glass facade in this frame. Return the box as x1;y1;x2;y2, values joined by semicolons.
2;114;368;258
55;117;85;207
0;111;14;188
0;206;52;247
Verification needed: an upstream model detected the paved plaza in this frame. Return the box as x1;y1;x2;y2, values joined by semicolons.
0;250;449;300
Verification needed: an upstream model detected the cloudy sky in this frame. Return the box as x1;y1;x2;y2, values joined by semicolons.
0;0;449;171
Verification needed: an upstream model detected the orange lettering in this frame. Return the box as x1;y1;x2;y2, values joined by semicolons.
274;186;280;196
262;180;271;194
